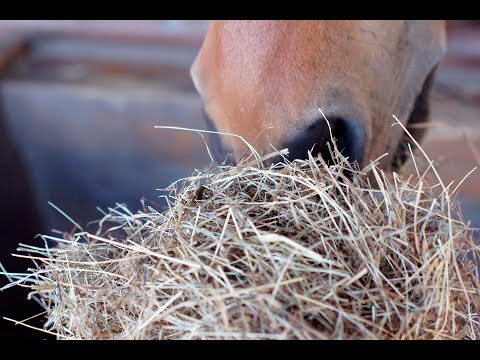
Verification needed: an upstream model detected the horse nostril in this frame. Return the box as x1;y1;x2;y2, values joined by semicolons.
283;120;332;163
282;118;366;168
332;118;366;167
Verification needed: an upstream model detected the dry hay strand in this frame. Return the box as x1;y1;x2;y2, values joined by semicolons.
2;120;480;340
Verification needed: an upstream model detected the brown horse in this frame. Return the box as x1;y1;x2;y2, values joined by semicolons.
190;20;446;171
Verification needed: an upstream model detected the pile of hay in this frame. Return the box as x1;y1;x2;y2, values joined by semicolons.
3;127;480;340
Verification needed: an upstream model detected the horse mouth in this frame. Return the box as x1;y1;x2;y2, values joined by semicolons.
391;66;437;172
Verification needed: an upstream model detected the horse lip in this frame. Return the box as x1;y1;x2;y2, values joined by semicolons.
203;111;235;165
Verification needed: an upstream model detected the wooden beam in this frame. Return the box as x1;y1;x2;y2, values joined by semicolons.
0;34;28;75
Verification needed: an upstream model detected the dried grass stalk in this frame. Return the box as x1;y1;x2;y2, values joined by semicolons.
2;122;479;340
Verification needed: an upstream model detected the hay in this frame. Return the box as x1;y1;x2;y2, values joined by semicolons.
2;119;480;340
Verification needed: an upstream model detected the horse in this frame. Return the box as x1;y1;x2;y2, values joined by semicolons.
190;20;446;171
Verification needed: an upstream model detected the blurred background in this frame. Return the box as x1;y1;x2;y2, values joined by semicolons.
0;20;479;338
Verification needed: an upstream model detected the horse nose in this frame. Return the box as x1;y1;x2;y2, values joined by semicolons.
280;118;367;167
